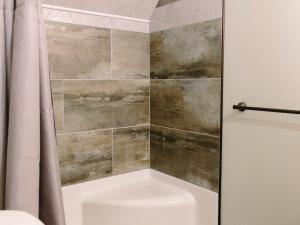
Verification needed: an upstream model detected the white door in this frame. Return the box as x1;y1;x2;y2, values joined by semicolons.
222;1;300;225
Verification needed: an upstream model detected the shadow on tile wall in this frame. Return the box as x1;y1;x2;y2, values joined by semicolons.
150;19;222;192
47;21;150;185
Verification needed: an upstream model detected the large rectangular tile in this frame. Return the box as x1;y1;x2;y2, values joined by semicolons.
57;130;112;185
64;80;150;132
150;19;222;79
113;126;150;175
151;79;221;136
46;21;111;79
112;30;150;79
150;125;220;192
50;80;63;133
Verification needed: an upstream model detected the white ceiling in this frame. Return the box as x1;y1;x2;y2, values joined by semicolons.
42;0;160;20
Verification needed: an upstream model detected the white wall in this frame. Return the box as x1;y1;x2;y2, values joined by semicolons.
42;5;149;33
42;0;159;20
222;1;300;225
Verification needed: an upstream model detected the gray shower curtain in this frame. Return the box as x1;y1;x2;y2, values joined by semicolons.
0;0;66;224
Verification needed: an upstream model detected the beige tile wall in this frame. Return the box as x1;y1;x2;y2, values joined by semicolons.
150;19;222;192
47;14;222;193
47;21;150;185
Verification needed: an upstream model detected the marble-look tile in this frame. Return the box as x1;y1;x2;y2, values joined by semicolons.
151;79;220;136
113;126;150;175
112;30;150;79
57;130;112;185
150;125;220;192
64;80;150;132
157;0;179;7
46;21;111;79
50;80;63;133
150;19;222;79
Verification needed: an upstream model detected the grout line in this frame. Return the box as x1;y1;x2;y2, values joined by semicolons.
150;18;223;34
61;80;65;132
50;78;150;81
148;122;151;168
57;124;150;136
150;78;222;81
110;29;113;78
148;73;151;166
111;129;114;174
151;124;220;138
50;78;221;81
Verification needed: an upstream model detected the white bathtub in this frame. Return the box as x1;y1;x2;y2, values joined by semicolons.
62;169;218;225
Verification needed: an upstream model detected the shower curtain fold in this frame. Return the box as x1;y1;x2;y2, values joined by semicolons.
0;0;66;224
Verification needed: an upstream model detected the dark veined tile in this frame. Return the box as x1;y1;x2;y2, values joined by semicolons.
150;125;220;192
151;79;221;136
46;21;111;79
64;80;150;132
57;130;112;185
150;19;222;79
113;126;150;175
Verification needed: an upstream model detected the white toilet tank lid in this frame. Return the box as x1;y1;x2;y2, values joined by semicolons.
0;210;44;225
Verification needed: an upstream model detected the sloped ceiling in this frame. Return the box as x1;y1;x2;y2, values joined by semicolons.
42;0;160;20
157;0;179;7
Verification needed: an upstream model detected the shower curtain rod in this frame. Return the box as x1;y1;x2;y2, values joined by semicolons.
233;102;300;114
